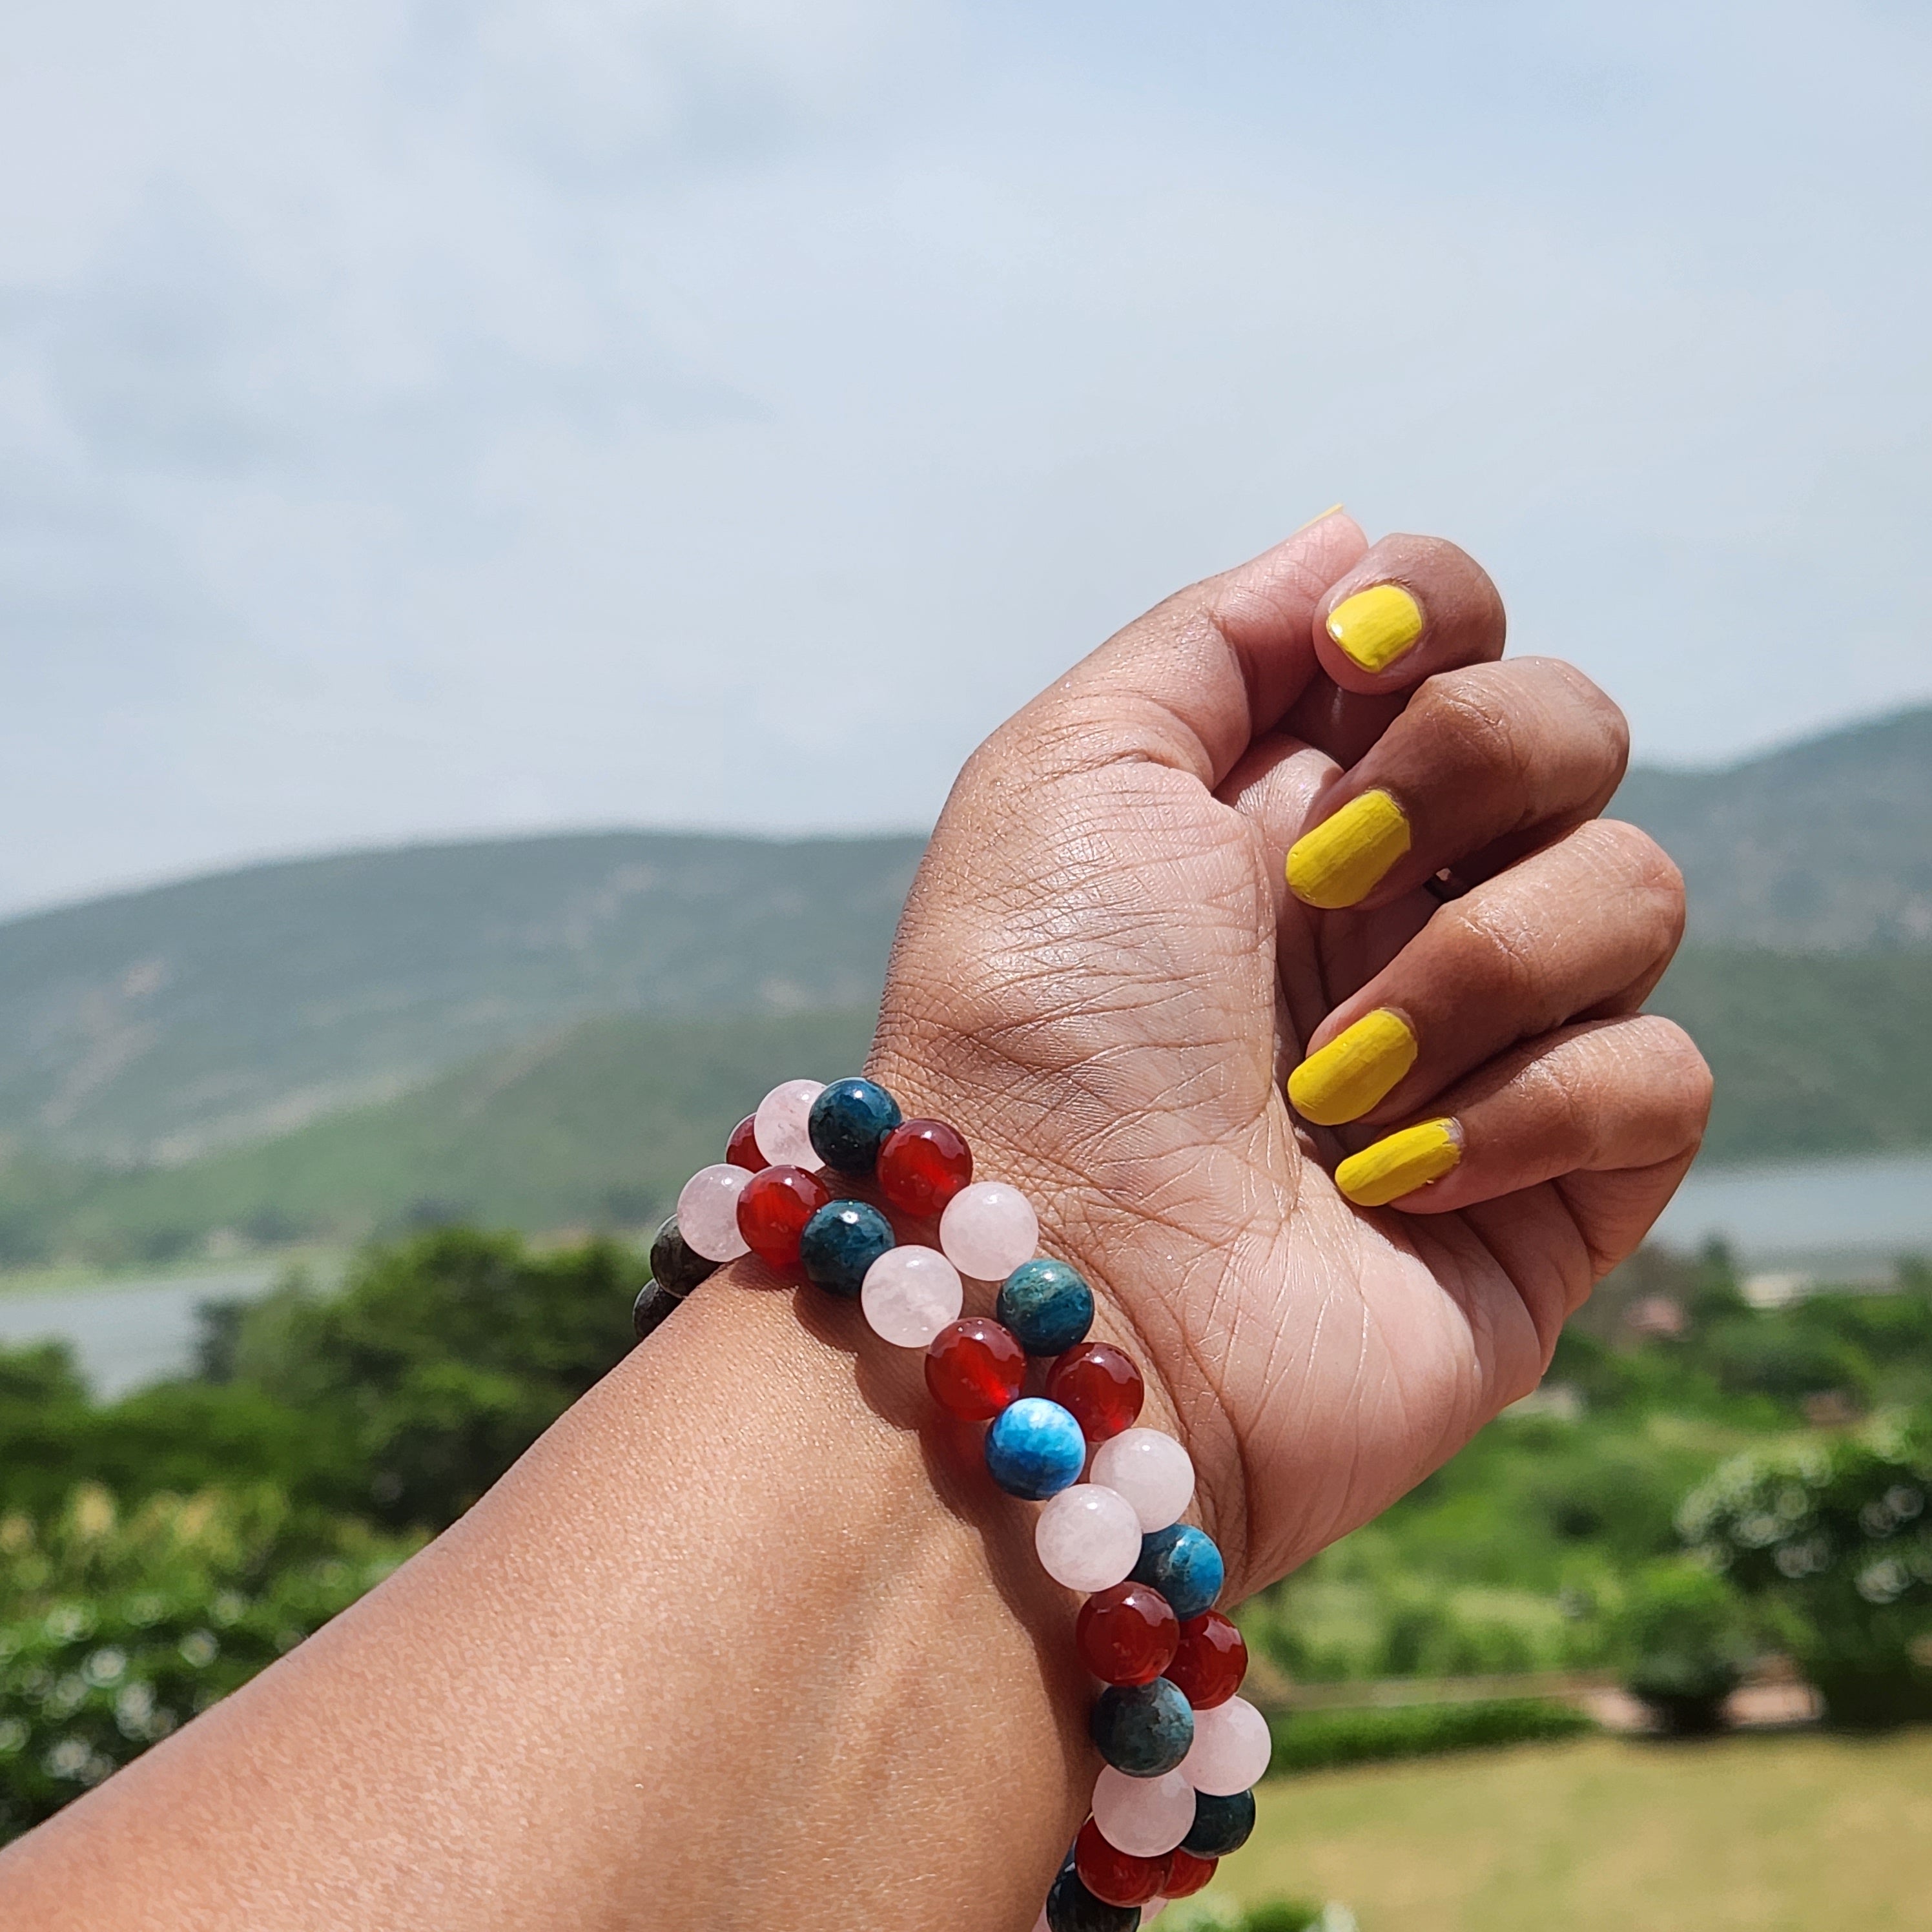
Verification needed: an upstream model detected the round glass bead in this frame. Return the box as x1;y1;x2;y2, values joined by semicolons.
807;1077;903;1173
1076;1582;1180;1687
1158;1849;1216;1900
725;1114;767;1172
631;1280;681;1341
1131;1525;1224;1623
1167;1612;1247;1710
1089;1430;1194;1534
1180;1788;1255;1859
996;1257;1094;1355
1074;1818;1166;1909
676;1164;752;1262
1046;1343;1144;1440
1179;1696;1271;1795
1091;1678;1195;1778
859;1244;963;1348
798;1200;895;1299
983;1397;1087;1499
1091;1765;1196;1858
1035;1484;1143;1592
924;1317;1026;1420
940;1181;1040;1280
735;1164;832;1269
876;1117;973;1217
754;1078;825;1170
1046;1865;1140;1932
649;1215;719;1295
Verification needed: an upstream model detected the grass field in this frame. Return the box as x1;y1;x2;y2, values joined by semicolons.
1208;1730;1932;1931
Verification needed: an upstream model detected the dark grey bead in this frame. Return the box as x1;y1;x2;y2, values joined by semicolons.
1045;1867;1138;1932
651;1215;719;1296
1182;1785;1256;1857
632;1280;684;1342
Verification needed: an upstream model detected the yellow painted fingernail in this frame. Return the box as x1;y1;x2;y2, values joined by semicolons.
1293;502;1346;533
1288;1009;1418;1127
1335;1118;1461;1208
1285;789;1411;909
1326;584;1424;673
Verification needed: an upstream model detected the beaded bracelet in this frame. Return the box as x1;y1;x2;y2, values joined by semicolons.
635;1076;1270;1931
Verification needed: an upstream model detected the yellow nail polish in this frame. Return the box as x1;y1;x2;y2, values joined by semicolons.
1335;1118;1461;1208
1285;790;1411;909
1326;584;1424;673
1287;1009;1418;1127
1293;502;1346;534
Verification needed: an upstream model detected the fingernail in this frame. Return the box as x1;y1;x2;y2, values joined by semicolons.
1326;583;1424;673
1285;790;1412;909
1293;502;1346;534
1335;1118;1461;1208
1287;1009;1418;1127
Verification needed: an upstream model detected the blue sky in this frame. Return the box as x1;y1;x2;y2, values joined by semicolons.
1;1;1928;912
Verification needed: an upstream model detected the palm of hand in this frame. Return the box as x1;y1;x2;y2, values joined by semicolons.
872;520;1676;1598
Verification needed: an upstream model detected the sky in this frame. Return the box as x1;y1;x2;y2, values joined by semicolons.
2;0;1929;914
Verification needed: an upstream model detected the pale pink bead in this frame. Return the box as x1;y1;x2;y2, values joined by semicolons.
1142;1904;1167;1925
937;1180;1038;1280
1092;1765;1195;1858
754;1078;825;1169
1031;1915;1051;1932
676;1164;752;1261
1089;1428;1194;1534
860;1245;963;1348
1180;1695;1271;1795
1034;1484;1142;1592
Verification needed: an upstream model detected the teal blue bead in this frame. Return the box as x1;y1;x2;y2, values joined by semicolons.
1132;1524;1224;1621
1090;1676;1194;1776
799;1200;895;1299
996;1258;1094;1355
984;1397;1085;1499
1182;1787;1256;1858
808;1077;903;1173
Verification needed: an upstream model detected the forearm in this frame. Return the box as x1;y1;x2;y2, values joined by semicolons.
0;1273;1107;1931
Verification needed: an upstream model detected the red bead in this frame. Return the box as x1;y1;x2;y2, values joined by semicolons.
726;1114;767;1173
1076;1581;1179;1687
734;1164;830;1269
1074;1817;1167;1908
1167;1612;1248;1709
923;1317;1025;1421
1045;1342;1144;1441
1161;1848;1217;1898
875;1118;972;1218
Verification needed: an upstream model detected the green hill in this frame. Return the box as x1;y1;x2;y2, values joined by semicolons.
0;832;921;1165
1610;706;1932;950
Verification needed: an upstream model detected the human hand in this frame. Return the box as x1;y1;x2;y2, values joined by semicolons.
872;512;1710;1598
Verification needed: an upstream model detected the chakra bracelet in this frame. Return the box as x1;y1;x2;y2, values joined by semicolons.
635;1076;1269;1931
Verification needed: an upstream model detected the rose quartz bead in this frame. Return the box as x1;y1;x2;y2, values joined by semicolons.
860;1245;964;1348
1092;1765;1196;1858
754;1079;825;1171
1089;1428;1195;1534
1179;1696;1271;1795
676;1164;752;1261
938;1181;1038;1280
1142;1905;1167;1925
1034;1483;1142;1592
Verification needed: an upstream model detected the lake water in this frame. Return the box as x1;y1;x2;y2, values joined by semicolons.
3;1147;1929;1396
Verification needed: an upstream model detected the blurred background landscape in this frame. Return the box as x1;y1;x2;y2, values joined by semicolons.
5;3;1932;1926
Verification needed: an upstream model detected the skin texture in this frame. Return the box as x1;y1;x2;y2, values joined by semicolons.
0;514;1709;1931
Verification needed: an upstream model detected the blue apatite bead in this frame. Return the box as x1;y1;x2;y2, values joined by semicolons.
1045;1867;1138;1932
807;1077;903;1174
1182;1786;1257;1858
984;1397;1086;1499
798;1200;896;1299
1090;1676;1195;1777
1132;1524;1224;1621
996;1258;1094;1356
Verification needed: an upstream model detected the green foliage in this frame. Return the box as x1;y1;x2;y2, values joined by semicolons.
1680;1413;1932;1724
1266;1698;1595;1775
1612;1559;1757;1734
0;1484;418;1838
